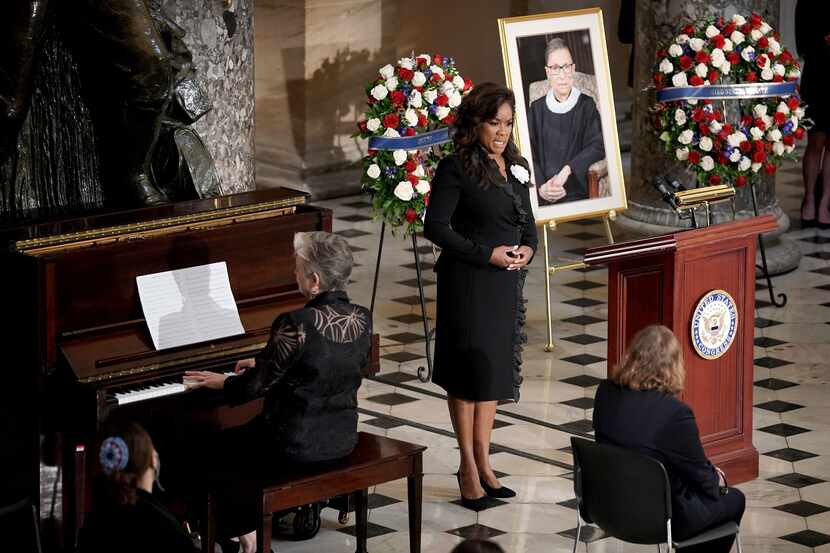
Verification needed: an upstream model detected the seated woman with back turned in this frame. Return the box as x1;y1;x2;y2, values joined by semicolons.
182;230;372;553
592;325;745;553
79;422;198;553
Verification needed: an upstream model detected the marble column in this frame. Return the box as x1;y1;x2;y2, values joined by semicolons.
619;0;800;275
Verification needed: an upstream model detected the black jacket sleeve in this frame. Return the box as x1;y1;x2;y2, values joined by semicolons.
518;175;538;256
223;312;305;405
657;404;720;500
566;99;605;190
424;157;493;267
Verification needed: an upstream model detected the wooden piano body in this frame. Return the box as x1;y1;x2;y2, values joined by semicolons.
0;189;378;550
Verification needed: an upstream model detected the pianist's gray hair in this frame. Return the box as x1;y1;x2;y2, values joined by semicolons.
544;37;571;64
293;231;354;291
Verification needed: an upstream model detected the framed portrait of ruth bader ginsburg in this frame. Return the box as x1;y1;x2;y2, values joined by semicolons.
498;8;626;224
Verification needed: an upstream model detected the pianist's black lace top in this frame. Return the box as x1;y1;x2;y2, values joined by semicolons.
223;290;372;463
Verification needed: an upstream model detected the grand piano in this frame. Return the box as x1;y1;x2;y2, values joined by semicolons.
0;189;378;550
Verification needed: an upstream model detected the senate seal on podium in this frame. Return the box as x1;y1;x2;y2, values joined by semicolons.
691;289;738;360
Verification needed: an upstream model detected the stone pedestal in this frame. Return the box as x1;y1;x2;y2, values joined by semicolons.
617;0;800;275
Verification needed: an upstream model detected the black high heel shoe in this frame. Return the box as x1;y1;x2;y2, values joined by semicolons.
479;477;517;499
455;472;494;511
802;199;817;229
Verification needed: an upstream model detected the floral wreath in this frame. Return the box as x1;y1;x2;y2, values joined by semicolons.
355;54;472;235
652;13;807;188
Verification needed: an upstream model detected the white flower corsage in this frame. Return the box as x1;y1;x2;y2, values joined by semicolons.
510;164;530;184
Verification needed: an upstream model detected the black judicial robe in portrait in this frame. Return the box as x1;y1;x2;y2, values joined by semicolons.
424;155;538;401
529;93;605;204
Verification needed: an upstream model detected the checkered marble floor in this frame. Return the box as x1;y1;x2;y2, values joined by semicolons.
259;156;830;553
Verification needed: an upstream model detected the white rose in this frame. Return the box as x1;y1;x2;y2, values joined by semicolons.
762;114;773;128
777;102;790;115
448;91;462;108
699;136;714;152
409;90;423;108
767;129;782;142
761;67;774;81
675;109;687;125
721;62;731;76
689;38;705;52
393;181;414;201
412;71;426;87
370;84;388;101
700;156;715;171
398;57;414;70
660;131;671;142
452;75;465;90
753;104;768;118
774;64;786;77
366;118;381;132
750;126;764;140
732;14;747;26
751;162;762;173
785;144;796;154
419;108;429;118
791;115;799;130
423;89;438;104
706;25;721;38
415;180;430;195
429;65;444;79
741;45;754;62
440;80;454;94
672;72;689;87
729;149;742;162
696;63;709;78
366;164;381;179
687;99;699;106
668;44;683;57
723;38;734;52
710;49;726;68
383;127;400;138
413;164;425;177
404;108;418;127
739;156;752;171
379;64;395;79
788;68;801;79
727;132;744;148
761;21;772;34
758;54;771;69
751;29;763;41
772;142;785;156
436;106;451;120
385;77;398;91
393;149;407;166
676;34;690;44
710;120;723;134
768;38;781;55
678;129;694;145
660;58;674;74
731;30;745;46
676;147;689;160
795;107;805;118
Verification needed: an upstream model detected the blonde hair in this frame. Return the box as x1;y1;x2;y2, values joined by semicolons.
612;325;685;394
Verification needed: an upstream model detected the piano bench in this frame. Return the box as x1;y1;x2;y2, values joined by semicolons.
201;432;426;553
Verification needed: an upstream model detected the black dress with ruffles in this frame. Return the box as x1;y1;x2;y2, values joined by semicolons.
424;155;538;401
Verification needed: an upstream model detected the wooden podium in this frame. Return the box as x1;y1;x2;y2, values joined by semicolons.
584;215;777;484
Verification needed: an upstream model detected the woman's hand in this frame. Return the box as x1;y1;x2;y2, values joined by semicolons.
507;245;534;270
714;465;727;488
183;370;228;390
234;358;256;374
489;245;519;269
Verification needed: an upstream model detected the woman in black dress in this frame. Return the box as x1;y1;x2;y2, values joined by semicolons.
424;83;538;510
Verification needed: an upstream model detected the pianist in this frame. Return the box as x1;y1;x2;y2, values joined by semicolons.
182;230;372;553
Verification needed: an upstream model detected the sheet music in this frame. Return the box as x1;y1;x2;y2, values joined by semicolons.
136;262;245;350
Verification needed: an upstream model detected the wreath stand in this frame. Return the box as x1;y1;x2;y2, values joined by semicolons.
369;221;435;382
748;180;787;307
541;211;616;352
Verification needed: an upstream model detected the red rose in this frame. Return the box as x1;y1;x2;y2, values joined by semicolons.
764;163;776;175
695;51;710;64
443;113;456;125
727;51;740;65
754;118;766;131
723;23;736;36
746;71;758;82
423;192;430;207
718;129;730;140
692;109;704;122
357;120;368;132
795;127;805;139
698;122;710;135
433;54;443;66
405;208;418;223
722;123;733;134
736;175;747;187
750;13;762;29
783;135;795;146
758;36;769;49
430;73;443;83
405;127;416;136
714;110;724;122
708;70;720;83
752;150;767;163
679;56;693;70
405;159;417;172
688;151;701;164
657;49;668;59
417;55;430;68
407;174;418;186
741;23;752;35
755;55;768;69
719;153;730;166
367;148;377;156
779;51;793;64
703;110;716;123
709;174;722;185
774;112;787;125
653;73;665;88
463;78;473;91
435;94;449;106
390;90;406;106
711;34;725;49
753;139;765;152
417;112;428;127
689;75;704;86
739;141;751;153
787;96;800;110
383;113;400;128
399;68;414;81
683;24;695;35
773;74;784;83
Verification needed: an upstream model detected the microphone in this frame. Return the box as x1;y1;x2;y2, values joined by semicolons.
653;177;678;207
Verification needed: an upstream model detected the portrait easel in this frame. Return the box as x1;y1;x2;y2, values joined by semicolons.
541;210;616;351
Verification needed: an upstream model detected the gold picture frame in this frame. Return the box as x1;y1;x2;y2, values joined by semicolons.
498;8;627;225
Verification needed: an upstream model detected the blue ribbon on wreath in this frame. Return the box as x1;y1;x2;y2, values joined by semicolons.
656;82;797;103
367;127;453;151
